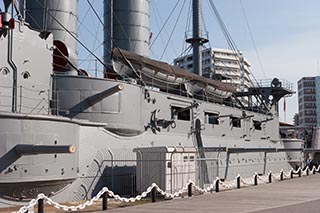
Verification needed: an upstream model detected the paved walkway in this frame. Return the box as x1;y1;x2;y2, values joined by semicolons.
100;174;320;213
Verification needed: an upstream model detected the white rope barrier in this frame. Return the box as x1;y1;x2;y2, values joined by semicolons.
13;165;320;213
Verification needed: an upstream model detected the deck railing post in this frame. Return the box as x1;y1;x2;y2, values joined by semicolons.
306;168;309;176
280;171;284;181
313;166;316;174
290;170;293;179
151;186;156;203
215;179;220;192
188;182;192;197
268;172;272;183
254;174;258;186
299;168;301;177
237;176;240;189
38;198;44;213
102;191;108;210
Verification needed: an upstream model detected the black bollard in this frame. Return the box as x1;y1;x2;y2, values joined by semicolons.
268;172;272;183
38;198;44;213
290;170;293;179
306;168;309;176
280;171;283;181
254;174;258;186
313;166;316;174
237;176;241;189
215;179;220;193
102;192;108;210
151;186;156;203
188;182;192;197
299;168;301;177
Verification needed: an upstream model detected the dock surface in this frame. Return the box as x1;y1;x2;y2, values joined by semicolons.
102;174;320;213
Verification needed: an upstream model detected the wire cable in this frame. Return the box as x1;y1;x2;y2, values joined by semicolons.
160;0;186;60
240;0;266;79
150;0;180;48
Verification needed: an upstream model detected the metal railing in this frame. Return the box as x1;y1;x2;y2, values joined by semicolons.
253;78;294;91
0;85;54;115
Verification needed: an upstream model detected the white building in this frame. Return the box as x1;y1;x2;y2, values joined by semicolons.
174;48;251;92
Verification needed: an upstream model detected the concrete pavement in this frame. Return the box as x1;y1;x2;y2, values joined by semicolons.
100;174;320;213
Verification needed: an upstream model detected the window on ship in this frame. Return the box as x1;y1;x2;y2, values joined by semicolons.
204;112;219;125
171;106;190;121
231;116;241;128
253;120;262;130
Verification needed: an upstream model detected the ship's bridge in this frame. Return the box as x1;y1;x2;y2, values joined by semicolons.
234;78;295;114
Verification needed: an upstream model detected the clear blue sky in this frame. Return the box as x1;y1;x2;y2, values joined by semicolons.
3;0;320;124
147;0;320;124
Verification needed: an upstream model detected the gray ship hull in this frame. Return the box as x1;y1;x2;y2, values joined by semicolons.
0;76;303;207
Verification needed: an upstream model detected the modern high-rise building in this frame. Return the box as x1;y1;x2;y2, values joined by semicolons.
173;48;251;92
297;77;317;126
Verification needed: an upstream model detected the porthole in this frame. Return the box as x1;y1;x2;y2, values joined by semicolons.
0;67;10;75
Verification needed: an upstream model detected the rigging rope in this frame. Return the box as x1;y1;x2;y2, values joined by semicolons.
33;0;111;71
160;0;186;60
150;0;180;48
152;1;179;58
207;0;269;112
240;0;266;79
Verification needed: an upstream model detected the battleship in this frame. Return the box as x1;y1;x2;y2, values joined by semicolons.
0;0;304;207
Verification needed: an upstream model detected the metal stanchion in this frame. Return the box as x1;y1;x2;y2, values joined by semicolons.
151;186;156;203
268;172;272;183
102;191;108;210
254;174;258;186
215;179;220;192
188;182;192;197
280;171;284;181
237;176;241;189
38;198;44;213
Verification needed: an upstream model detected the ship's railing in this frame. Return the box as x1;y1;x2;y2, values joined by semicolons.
253;78;294;91
13;165;320;213
134;77;270;114
0;85;60;115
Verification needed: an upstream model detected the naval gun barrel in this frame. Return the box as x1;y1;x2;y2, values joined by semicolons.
14;144;76;156
87;83;124;106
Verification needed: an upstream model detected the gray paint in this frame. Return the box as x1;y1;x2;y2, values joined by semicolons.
0;4;304;208
104;0;149;64
25;0;78;73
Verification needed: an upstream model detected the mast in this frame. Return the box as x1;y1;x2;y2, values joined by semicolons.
186;0;208;76
193;0;202;76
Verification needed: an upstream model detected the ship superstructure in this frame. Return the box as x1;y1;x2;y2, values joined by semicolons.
0;0;303;207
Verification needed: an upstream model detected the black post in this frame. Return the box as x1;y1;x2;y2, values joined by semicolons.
151;186;156;203
215;179;219;192
306;168;309;176
290;170;293;179
280;171;283;181
313;166;316;174
237;176;240;189
102;192;108;210
38;198;44;213
299;168;301;177
268;172;272;183
254;174;258;186
188;182;192;197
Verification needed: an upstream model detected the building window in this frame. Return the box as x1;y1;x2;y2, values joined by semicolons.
171;106;190;121
204;112;219;125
